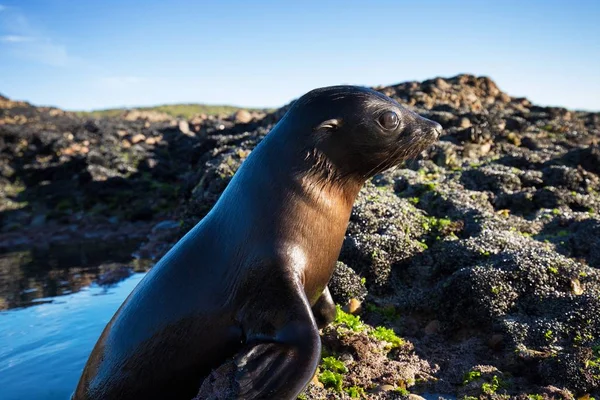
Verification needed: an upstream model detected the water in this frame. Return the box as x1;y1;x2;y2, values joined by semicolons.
0;242;150;400
0;243;456;400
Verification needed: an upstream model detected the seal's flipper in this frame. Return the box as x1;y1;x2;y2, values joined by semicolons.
234;337;319;399
228;278;321;399
311;286;336;329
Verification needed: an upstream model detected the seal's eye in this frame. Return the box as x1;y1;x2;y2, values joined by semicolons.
378;111;399;130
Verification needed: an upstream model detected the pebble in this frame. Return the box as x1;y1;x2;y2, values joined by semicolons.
488;334;505;350
233;109;252;124
459;117;472;128
424;320;441;335
310;373;324;388
346;298;362;314
571;278;584;295
373;384;395;392
178;120;191;135
152;220;180;233
130;133;146;144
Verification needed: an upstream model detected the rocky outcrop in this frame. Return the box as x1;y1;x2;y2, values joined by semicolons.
2;74;600;398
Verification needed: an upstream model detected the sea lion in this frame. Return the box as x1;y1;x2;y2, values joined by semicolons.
73;85;441;400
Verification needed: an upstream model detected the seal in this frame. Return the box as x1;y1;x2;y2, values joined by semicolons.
73;86;442;400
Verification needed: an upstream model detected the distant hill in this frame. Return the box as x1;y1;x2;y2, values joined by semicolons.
75;103;271;119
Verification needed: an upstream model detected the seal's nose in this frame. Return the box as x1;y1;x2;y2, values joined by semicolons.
415;114;443;140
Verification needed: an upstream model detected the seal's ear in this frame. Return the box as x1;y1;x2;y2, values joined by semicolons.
314;119;340;132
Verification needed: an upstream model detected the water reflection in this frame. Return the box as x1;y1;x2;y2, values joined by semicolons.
0;273;147;400
0;240;150;310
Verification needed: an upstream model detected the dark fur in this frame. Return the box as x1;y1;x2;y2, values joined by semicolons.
73;86;441;400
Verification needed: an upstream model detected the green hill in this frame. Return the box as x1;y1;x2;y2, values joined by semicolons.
76;103;270;119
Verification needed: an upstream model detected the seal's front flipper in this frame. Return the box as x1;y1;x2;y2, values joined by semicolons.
234;336;319;399
231;278;321;399
311;286;336;329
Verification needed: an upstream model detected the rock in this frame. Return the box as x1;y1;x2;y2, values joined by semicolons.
232;109;252;124
571;278;584;295
151;220;180;233
424;320;441;335
3;74;600;399
194;359;237;399
373;384;396;392
30;214;46;227
488;334;504;350
459;117;472;128
328;261;368;304
345;298;362;314
130;133;146;144
310;373;324;388
84;120;99;133
178;120;190;135
96;266;133;286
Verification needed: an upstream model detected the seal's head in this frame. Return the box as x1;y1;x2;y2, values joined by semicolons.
281;85;441;182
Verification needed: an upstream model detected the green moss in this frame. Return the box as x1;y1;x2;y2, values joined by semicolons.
425;182;437;191
527;395;544;400
408;197;420;205
422;216;453;235
393;387;410;396
318;369;343;392
297;394;307;400
417;241;429;250
463;370;482;385
541;124;554;132
586;345;600;371
491;286;501;295
544;330;554;341
366;303;400;321
321;356;348;374
370;326;404;349
345;386;366;398
318;354;351;393
334;305;365;332
360;277;366;285
481;375;504;395
547;266;559;275
552;208;561;215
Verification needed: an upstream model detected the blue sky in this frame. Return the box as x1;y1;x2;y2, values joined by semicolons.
0;0;599;111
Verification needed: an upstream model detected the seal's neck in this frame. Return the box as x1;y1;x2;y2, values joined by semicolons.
269;129;364;211
297;155;363;213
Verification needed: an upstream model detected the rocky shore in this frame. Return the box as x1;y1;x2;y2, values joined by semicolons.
1;75;599;398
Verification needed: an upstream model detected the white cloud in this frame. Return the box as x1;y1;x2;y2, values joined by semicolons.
0;6;74;67
0;35;34;43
